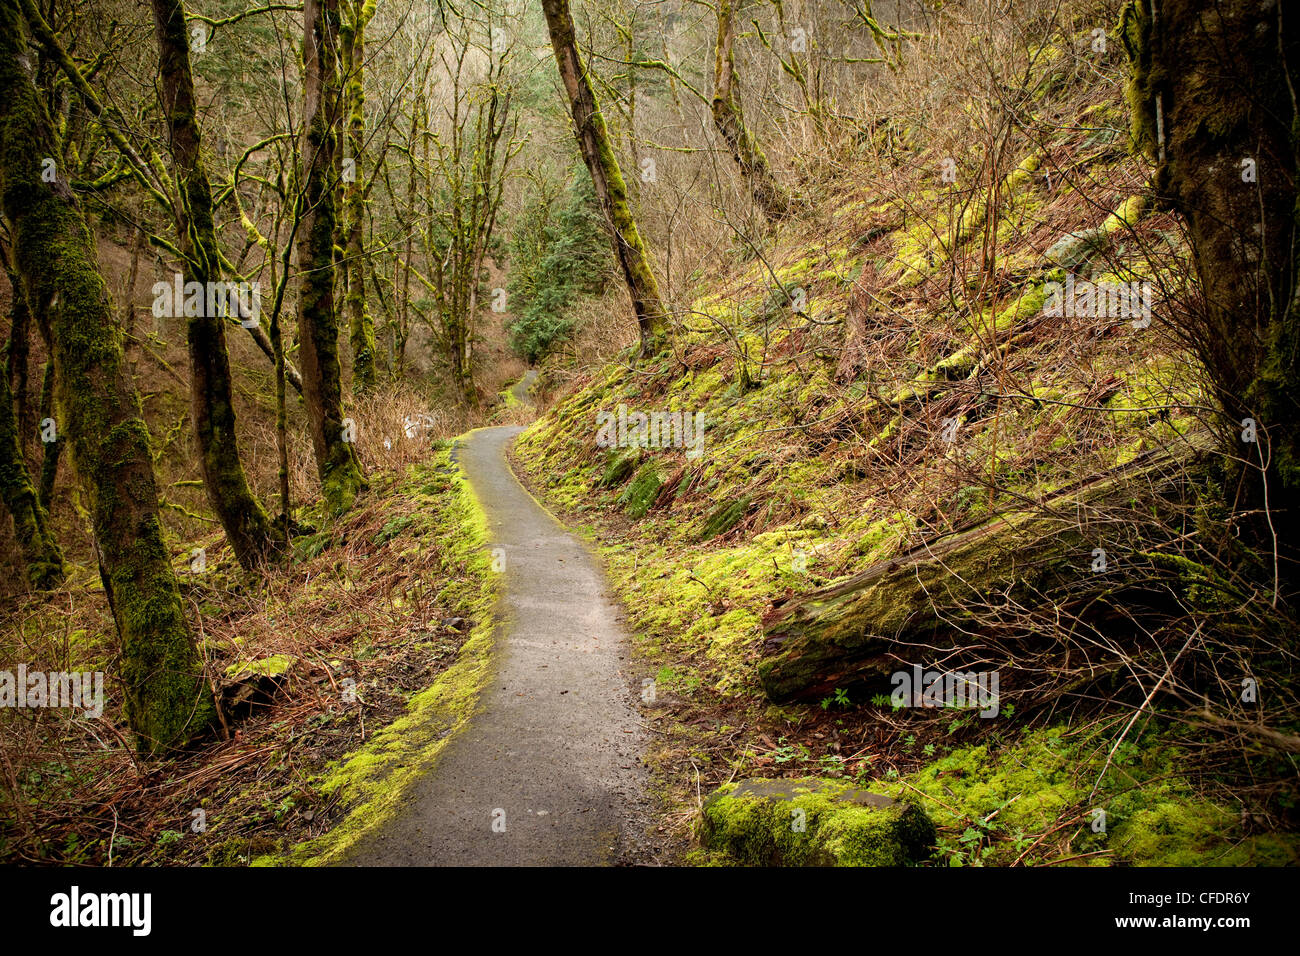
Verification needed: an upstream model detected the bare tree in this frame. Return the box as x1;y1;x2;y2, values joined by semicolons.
542;0;668;356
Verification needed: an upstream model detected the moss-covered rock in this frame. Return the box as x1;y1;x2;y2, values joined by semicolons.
699;777;936;866
225;654;296;680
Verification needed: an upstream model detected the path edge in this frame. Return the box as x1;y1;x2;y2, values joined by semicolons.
255;441;503;867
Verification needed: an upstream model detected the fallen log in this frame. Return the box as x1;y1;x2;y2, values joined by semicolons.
757;447;1198;702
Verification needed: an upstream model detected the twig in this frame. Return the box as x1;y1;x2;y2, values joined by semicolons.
1090;624;1200;801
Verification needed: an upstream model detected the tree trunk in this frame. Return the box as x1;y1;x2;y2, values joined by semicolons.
5;263;31;440
151;0;281;570
0;2;215;753
247;320;304;395
712;0;790;221
36;359;57;510
1122;0;1300;548
342;0;376;393
298;0;365;514
0;336;63;590
541;0;667;356
758;452;1190;701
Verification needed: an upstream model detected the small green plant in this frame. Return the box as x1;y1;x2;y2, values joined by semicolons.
818;753;847;775
820;686;851;710
771;737;810;764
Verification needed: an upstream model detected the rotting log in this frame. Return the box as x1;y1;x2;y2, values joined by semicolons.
758;448;1198;702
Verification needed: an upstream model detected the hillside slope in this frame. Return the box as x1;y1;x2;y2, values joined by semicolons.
514;30;1299;865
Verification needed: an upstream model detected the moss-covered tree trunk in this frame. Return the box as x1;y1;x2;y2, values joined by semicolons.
36;358;57;510
151;0;282;570
0;1;215;753
1122;0;1300;549
0;336;63;590
759;453;1188;701
5;263;31;439
541;0;668;356
298;0;365;514
712;0;790;222
341;0;377;393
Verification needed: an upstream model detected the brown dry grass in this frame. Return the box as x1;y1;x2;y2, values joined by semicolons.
0;455;484;865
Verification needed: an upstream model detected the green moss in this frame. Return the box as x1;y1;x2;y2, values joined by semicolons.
261;451;499;866
1102;194;1147;235
987;282;1048;335
225;654;295;679
1119;1;1160;159
873;726;1300;866
699;777;936;866
0;348;64;590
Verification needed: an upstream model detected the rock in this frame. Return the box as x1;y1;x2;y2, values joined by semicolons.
698;776;935;866
1045;229;1104;272
220;655;296;719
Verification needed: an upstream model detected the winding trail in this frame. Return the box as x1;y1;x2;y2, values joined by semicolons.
341;373;652;865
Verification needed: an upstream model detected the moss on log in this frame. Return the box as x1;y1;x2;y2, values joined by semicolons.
758;450;1194;702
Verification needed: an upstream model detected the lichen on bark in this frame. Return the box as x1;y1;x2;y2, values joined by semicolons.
298;0;366;514
0;0;215;753
0;336;64;590
150;0;282;570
